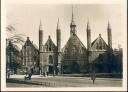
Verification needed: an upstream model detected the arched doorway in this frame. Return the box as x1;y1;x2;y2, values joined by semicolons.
48;55;54;74
71;62;80;73
96;54;104;73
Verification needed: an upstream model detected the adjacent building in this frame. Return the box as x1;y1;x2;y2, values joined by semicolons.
20;37;39;74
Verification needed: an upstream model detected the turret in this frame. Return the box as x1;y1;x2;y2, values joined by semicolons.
86;19;91;50
107;21;112;49
39;20;44;74
56;19;61;52
39;20;43;52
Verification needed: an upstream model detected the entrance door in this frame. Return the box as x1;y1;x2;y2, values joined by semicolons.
48;66;54;74
71;62;80;73
48;55;54;74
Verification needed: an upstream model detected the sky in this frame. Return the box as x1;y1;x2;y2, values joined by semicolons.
6;3;125;49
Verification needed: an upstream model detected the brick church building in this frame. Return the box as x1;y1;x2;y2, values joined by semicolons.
6;8;123;76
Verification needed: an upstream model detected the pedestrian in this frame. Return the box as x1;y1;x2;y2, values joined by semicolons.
43;72;45;77
7;70;11;79
24;73;29;80
47;72;48;76
28;73;32;80
91;73;96;84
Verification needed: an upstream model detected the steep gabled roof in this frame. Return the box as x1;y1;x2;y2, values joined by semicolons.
62;33;86;52
23;37;38;51
44;36;56;47
91;34;109;50
91;38;98;46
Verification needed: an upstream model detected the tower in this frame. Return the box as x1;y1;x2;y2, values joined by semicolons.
56;18;61;52
107;21;112;49
56;19;61;74
70;6;76;36
39;20;44;74
86;19;91;50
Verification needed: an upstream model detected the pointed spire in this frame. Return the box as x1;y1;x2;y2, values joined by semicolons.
39;19;43;30
107;20;111;30
71;5;75;25
57;18;60;30
87;18;91;30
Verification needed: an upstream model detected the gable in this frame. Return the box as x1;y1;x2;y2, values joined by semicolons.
23;39;38;51
44;37;57;52
91;35;109;51
62;34;87;56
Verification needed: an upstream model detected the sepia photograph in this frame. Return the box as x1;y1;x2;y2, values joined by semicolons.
1;0;127;91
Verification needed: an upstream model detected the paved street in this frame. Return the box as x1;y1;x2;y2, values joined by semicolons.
6;75;122;87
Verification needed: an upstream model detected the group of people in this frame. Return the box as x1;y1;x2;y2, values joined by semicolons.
24;68;33;80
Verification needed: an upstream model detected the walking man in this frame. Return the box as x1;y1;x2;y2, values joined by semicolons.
91;72;96;84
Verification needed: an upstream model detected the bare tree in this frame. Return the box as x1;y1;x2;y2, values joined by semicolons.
6;23;26;75
6;23;26;47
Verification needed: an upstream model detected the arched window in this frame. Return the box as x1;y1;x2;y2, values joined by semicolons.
49;43;52;51
49;55;53;64
72;46;76;56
